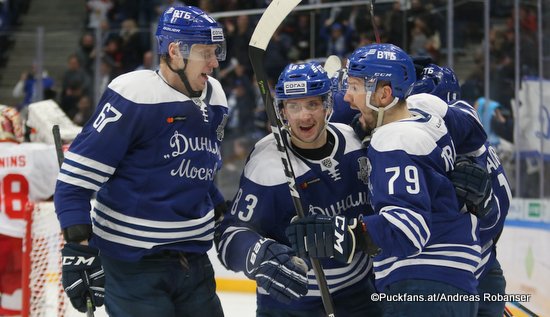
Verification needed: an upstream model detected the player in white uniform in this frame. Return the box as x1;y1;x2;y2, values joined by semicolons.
0;105;58;315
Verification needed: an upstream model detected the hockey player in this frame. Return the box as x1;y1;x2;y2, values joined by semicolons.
0;105;59;315
406;63;511;317
215;61;383;316
329;68;359;124
286;44;481;316
53;6;228;316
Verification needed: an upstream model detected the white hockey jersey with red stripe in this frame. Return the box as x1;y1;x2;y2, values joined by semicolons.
0;142;58;238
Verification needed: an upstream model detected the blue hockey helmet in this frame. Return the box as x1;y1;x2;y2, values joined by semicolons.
347;43;416;99
406;63;461;103
156;6;226;60
329;69;359;124
275;61;333;109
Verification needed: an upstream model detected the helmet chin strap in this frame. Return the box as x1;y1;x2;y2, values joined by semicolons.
365;91;399;129
166;57;202;98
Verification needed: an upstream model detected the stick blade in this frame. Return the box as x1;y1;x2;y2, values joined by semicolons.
323;55;342;78
249;0;302;51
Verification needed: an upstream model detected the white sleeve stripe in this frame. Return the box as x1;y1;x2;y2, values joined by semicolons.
381;212;423;252
375;256;399;266
57;173;100;191
218;227;255;266
94;212;214;239
93;226;213;249
65;152;116;175
380;205;430;241
395;212;429;245
62;162;109;184
419;251;481;263
94;200;215;229
426;243;482;253
375;258;477;279
319;253;370;284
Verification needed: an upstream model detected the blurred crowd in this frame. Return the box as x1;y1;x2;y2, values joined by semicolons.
1;0;545;196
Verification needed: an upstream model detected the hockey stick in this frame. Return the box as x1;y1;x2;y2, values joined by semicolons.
369;0;381;43
324;55;342;78
249;1;335;316
52;125;95;317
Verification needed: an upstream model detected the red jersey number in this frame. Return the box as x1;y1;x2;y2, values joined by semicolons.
1;174;29;219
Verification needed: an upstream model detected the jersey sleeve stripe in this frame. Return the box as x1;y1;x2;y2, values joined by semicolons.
65;152;116;175
94;200;214;228
57;173;101;191
375;258;478;279
61;162;110;183
217;226;254;266
93;211;214;240
380;205;431;240
92;226;213;249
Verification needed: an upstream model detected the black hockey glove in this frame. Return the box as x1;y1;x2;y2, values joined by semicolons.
450;156;494;218
285;214;381;264
351;113;372;146
61;243;105;312
245;238;309;304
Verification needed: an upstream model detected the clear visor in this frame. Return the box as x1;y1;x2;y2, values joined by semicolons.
284;98;325;114
343;75;379;95
177;42;227;62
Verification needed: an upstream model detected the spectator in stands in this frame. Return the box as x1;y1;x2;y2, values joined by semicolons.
75;32;96;77
60;54;91;119
86;0;113;31
103;35;123;78
119;18;147;73
384;1;405;48
325;23;349;57
12;64;55;110
474;97;506;148
135;50;154;71
72;95;94;126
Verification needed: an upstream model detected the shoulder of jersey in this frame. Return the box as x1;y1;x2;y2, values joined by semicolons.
329;123;363;153
108;71;227;107
371;118;439;156
243;134;309;187
407;93;449;118
207;76;228;109
108;70;185;104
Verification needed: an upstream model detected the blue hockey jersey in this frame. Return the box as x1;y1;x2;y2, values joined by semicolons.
54;70;228;261
364;108;481;294
216;123;375;311
407;93;511;278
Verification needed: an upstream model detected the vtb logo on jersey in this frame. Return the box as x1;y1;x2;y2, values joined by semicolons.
357;157;369;185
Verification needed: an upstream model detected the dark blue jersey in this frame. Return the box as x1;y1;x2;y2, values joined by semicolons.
216;123;375;310
54;70;228;261
365;110;481;294
408;93;511;279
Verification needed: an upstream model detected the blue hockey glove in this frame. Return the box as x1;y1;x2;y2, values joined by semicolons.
61;243;105;312
285;215;381;264
350;113;372;146
245;238;309;304
450;156;494;218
